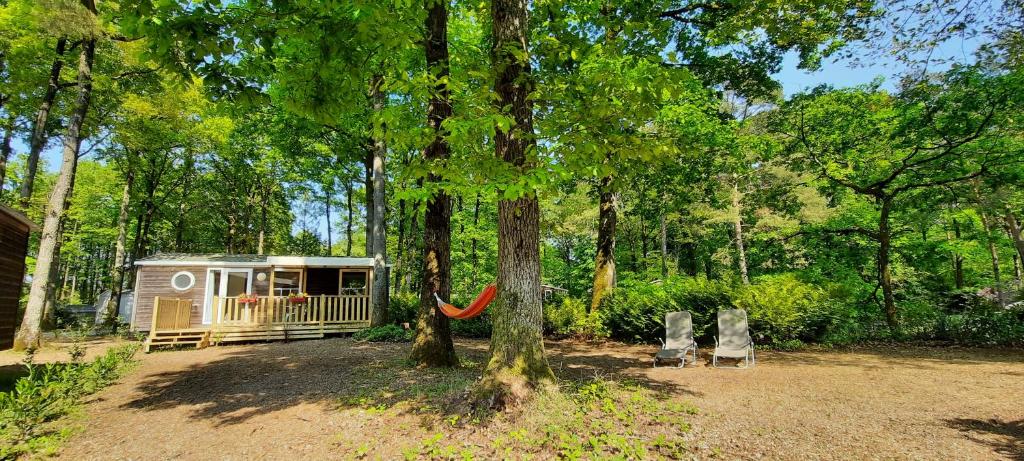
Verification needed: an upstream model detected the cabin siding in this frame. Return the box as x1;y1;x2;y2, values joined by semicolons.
0;212;31;349
133;266;208;331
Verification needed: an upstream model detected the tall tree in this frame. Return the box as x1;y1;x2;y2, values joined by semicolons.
478;0;555;406
410;0;457;367
15;0;97;350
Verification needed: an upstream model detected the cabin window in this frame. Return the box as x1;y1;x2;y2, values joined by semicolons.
171;271;195;291
273;270;303;296
305;268;340;296
341;271;368;295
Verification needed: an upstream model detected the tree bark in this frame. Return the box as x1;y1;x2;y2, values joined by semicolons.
951;217;964;290
470;192;481;288
364;146;374;257
344;179;354;256
395;198;406;294
877;197;899;334
0;115;13;191
978;208;1003;306
1004;209;1024;267
325;188;333;256
590;175;617;311
20;38;68;209
660;211;668;278
104;171;134;328
479;0;555;406
411;0;458;367
369;73;389;326
732;180;750;285
14;31;94;350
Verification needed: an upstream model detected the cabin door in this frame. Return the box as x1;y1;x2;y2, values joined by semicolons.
202;268;253;324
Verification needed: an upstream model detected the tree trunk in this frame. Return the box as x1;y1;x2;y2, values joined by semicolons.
411;0;458;367
257;190;267;256
979;209;1003;306
364;146;374;257
325;189;333;256
732;180;750;285
104;172;133;328
590;176;617;311
877;197;899;334
14;32;94;350
0;115;13;191
1004;210;1024;267
479;0;555;406
345;179;354;256
470;192;480;288
951;217;964;290
20;38;68;209
660;211;668;279
395;198;406;294
369;73;389;327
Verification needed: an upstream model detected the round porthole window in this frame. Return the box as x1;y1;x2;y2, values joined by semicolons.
171;271;195;291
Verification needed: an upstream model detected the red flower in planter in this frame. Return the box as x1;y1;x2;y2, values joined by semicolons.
238;294;259;304
288;293;308;304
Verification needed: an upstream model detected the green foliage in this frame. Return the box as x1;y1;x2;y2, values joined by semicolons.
388;292;419;326
543;296;607;338
352;325;413;343
0;344;140;458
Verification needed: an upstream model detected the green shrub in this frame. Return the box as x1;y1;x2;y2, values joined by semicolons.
353;325;414;342
733;274;833;345
600;277;733;343
544;297;607;338
935;302;1024;346
388;292;420;326
0;343;140;458
450;314;492;338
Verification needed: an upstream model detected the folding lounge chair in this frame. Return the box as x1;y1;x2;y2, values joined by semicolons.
713;309;755;368
653;311;698;368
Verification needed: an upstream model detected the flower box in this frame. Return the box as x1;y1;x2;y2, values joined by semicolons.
288;295;307;304
238;296;259;304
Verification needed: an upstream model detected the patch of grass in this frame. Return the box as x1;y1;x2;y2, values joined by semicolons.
0;343;140;459
336;375;698;460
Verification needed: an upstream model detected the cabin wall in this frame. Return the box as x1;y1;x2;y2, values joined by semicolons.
0;213;30;349
133;265;209;331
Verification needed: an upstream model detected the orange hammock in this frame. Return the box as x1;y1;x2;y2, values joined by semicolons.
434;284;497;319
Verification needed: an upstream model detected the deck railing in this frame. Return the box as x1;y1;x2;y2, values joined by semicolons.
213;294;371;328
151;297;193;331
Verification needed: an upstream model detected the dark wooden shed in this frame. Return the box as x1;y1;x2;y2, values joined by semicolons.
0;205;36;350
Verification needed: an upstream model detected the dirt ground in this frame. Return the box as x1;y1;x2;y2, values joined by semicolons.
35;337;1024;460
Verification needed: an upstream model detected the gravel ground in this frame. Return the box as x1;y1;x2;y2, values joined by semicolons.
44;338;1024;460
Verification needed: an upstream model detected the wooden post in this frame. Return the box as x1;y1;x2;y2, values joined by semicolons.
150;296;161;334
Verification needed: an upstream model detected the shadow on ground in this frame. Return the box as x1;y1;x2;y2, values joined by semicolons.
121;338;700;426
946;418;1024;460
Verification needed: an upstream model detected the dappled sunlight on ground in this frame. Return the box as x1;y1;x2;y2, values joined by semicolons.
54;337;1024;460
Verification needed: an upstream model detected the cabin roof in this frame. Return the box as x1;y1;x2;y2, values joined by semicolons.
135;253;377;268
0;204;40;232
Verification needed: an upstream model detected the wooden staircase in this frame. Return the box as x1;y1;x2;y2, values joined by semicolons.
144;329;211;353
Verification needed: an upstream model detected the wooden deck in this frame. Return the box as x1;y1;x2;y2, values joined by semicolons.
144;294;371;352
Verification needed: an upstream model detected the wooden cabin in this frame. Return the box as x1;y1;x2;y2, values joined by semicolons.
133;254;384;351
0;205;37;350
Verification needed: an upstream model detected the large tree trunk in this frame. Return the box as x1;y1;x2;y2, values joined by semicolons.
732;180;750;285
369;74;389;326
877;197;899;334
103;171;134;328
20;38;68;209
590;176;617;311
479;0;555;406
14;33;94;350
344;179;354;256
411;0;458;367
